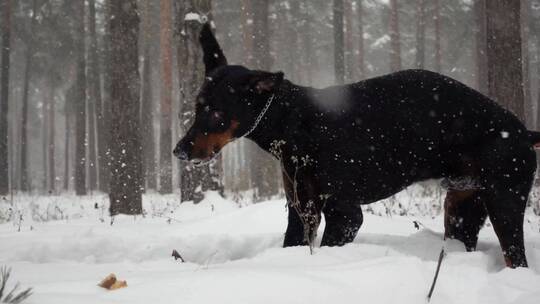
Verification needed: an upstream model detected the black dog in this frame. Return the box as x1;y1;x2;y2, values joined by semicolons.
174;23;540;268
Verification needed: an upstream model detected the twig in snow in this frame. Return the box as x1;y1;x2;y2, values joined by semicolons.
427;246;446;302
172;249;185;262
413;220;426;230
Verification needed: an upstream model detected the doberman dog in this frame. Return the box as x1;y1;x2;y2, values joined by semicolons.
174;23;540;268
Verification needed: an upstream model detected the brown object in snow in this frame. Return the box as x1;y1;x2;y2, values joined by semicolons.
98;273;127;290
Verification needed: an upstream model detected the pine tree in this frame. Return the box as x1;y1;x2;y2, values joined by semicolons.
357;0;365;79
87;0;100;191
74;0;87;195
433;0;442;72
159;0;173;194
485;0;524;121
19;0;38;192
177;0;224;203
109;0;143;215
389;0;401;71
473;0;487;94
141;0;157;191
333;0;345;84
0;0;11;195
415;0;426;69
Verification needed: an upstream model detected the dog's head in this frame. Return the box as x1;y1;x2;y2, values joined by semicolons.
173;23;283;163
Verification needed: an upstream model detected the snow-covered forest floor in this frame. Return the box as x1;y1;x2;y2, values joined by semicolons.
1;188;540;304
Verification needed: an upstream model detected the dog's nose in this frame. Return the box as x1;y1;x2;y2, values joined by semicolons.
173;146;189;160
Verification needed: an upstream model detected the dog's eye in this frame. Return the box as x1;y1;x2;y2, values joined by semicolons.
208;111;226;130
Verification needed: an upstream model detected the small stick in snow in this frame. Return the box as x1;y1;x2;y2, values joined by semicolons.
427;246;446;302
172;249;185;262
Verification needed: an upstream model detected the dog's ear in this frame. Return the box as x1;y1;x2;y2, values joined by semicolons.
199;23;228;75
247;71;284;94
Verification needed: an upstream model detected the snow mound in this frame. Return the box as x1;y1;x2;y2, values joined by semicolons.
1;194;540;304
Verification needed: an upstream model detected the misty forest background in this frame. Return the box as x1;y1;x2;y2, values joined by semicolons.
1;0;540;215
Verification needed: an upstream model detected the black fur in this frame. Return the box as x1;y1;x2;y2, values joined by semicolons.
174;24;538;268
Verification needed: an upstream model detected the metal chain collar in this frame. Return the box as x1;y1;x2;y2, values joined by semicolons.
243;94;276;138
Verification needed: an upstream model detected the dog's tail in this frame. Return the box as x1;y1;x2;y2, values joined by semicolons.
528;131;540;149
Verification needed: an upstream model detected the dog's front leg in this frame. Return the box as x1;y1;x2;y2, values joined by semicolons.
281;168;321;247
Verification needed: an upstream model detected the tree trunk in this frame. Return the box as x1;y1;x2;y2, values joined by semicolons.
344;0;354;81
63;113;71;191
42;90;47;191
109;0;143;215
415;0;426;69
521;1;533;128
289;0;302;83
159;0;173;194
88;0;101;191
241;0;253;65
0;0;11;195
249;0;280;200
434;0;442;72
178;0;200;202
485;0;524;121
19;0;38;192
236;0;254;192
177;0;224;203
47;76;56;193
357;0;365;79
299;1;313;84
141;0;157;191
473;0;488;94
389;0;401;71
333;0;345;85
99;0;112;193
75;0;87;195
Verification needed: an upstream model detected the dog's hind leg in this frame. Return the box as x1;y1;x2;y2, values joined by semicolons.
320;199;363;247
483;184;530;268
477;138;535;267
444;189;487;251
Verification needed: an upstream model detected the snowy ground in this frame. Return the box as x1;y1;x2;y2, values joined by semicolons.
1;191;540;304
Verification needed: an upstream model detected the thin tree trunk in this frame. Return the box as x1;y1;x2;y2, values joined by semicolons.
87;78;98;192
238;0;254;191
344;0;354;81
141;0;157;191
109;0;143;215
473;0;488;94
389;0;401;71
100;0;112;193
159;0;173;194
486;0;524;121
434;0;442;72
333;0;345;84
521;1;533;128
75;0;87;195
250;0;280;200
42;89;47;191
0;0;11;195
19;0;37;192
88;0;101;191
63;114;70;191
289;0;302;83
241;0;253;65
415;0;426;69
47;76;55;192
357;0;365;79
